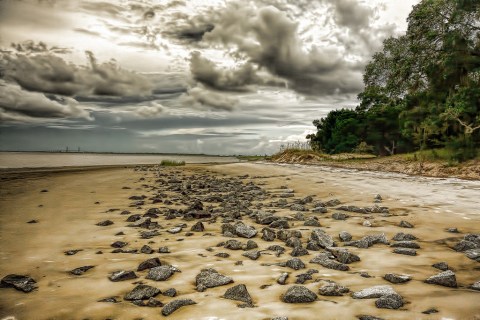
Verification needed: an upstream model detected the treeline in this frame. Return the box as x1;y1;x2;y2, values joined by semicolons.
308;0;480;161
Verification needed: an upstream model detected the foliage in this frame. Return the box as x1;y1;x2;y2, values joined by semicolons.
308;0;480;161
160;160;186;166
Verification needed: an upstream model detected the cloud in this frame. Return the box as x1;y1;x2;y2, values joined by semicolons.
0;81;92;123
0;50;153;97
181;87;237;111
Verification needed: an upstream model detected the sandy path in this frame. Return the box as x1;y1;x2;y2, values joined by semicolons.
0;163;479;320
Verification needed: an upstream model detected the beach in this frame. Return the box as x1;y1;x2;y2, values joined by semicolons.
0;163;479;320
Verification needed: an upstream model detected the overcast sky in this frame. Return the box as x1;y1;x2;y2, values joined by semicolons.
0;0;420;154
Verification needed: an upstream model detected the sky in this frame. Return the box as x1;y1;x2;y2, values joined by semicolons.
0;0;420;155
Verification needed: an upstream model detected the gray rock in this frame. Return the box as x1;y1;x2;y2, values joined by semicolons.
306;241;321;251
290;204;307;211
352;285;396;299
0;274;37;292
282;285;317;303
146;266;179;281
256;212;280;225
312;207;328;213
111;241;128;248
295;273;312;284
158;246;170;253
70;265;94;276
432;262;449;271
446;227;459;233
195;268;233;292
399;220;414;228
339;231;352;242
422;308;439;314
141;245;154;254
375;293;404;309
465;248;480;262
272;317;288;320
425;270;457;288
470;281;480;291
225;240;244;250
310;229;335;248
161;299;196;316
245;240;258;250
190;221;205;232
310;253;349;271
215;252;230;258
124;284;161;301
304;218;321;227
390;241;420;249
96;220;114;226
167;227;183;234
286;237;302;248
392;248;417;256
332;212;349;220
163;288;177;297
223;284;253;304
277;230;302;241
98;296;119;303
108;270;137;282
270;219;290;229
146;297;164;307
383;273;411;284
357;316;384;320
392;232;417;241
262;227;276;241
345;233;389;248
285;258;306;270
137;257;162;271
291;247;309;257
242;250;261;260
234;223;258;238
277;273;289;285
327;248;360;264
318;282;349;296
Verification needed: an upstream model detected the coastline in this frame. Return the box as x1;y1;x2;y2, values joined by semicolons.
0;163;479;319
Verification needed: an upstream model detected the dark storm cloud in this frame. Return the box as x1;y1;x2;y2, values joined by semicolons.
0;81;92;123
0;50;153;97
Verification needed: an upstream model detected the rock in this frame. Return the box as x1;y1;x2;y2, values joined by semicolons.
124;284;161;301
306;241;321;251
272;317;288;320
98;297;119;303
363;220;372;227
245;240;258;250
190;221;205;232
286;237;302;248
234;223;258;238
455;240;478;252
163;288;177;297
332;212;348;220
319;282;349;296
291;247;309;257
352;285;396;299
304;218;321;227
392;248;417;256
128;217;152;228
215;252;230;258
195;268;233;292
375;293;404;309
383;273;411;284
277;230;302;241
339;231;352;242
146;297;164;307
225;240;244;250
146;266;179;281
282;285;317;303
345;233;389;248
310;253;349;271
70;266;94;276
108;270;137;282
324;199;341;207
327;248;360;264
285;258;305;270
0;274;37;292
96;220;114;226
422;308;439;314
310;229;335;248
158;246;170;253
27;219;38;223
277;273;289;285
256;211;280;225
399;220;414;228
465;248;480;262
270;219;290;229
425;270;457;288
290;204;307;212
167;227;183;234
126;214;142;222
141;245;154;254
141;230;160;239
374;194;382;201
64;249;82;255
262;228;276;241
392;232;417;241
446;227;459;233
137;257;162;271
432;262;449;271
111;241;128;248
223;284;253;304
161;299;196;316
295;273;312;284
390;241;420;249
312;207;328;213
469;281;480;291
242;250;261;260
357;316;384;320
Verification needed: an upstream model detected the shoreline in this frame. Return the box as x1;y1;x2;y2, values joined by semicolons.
0;163;479;319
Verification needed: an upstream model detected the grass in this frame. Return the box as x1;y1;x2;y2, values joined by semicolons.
160;160;186;166
237;155;272;161
271;148;376;162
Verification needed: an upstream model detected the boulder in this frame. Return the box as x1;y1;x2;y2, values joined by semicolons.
310;229;335;248
234;223;257;238
70;266;94;276
425;270;457;288
375;293;404;309
242;250;261;260
195;268;233;292
432;262;449;271
392;233;417;241
223;284;253;304
310;253;349;271
146;266;180;281
339;231;352;242
285;258;305;270
319;282;349;296
390;241;420;249
190;221;205;232
392;248;417;256
108;270;137;282
465;248;480;262
161;299;196;316
383;273;411;284
124;284;161;301
137;258;161;271
399;220;414;228
277;273;289;285
0;274;37;292
262;228;276;241
282;285;317;303
352;285;396;299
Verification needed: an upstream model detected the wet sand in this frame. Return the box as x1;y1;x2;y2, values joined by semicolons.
0;163;479;320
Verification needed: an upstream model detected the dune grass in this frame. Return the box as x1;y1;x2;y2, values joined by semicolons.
160;160;186;166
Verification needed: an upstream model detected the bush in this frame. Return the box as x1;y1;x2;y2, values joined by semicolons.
160;160;186;166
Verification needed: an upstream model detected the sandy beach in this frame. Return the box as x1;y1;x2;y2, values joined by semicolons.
0;163;479;320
